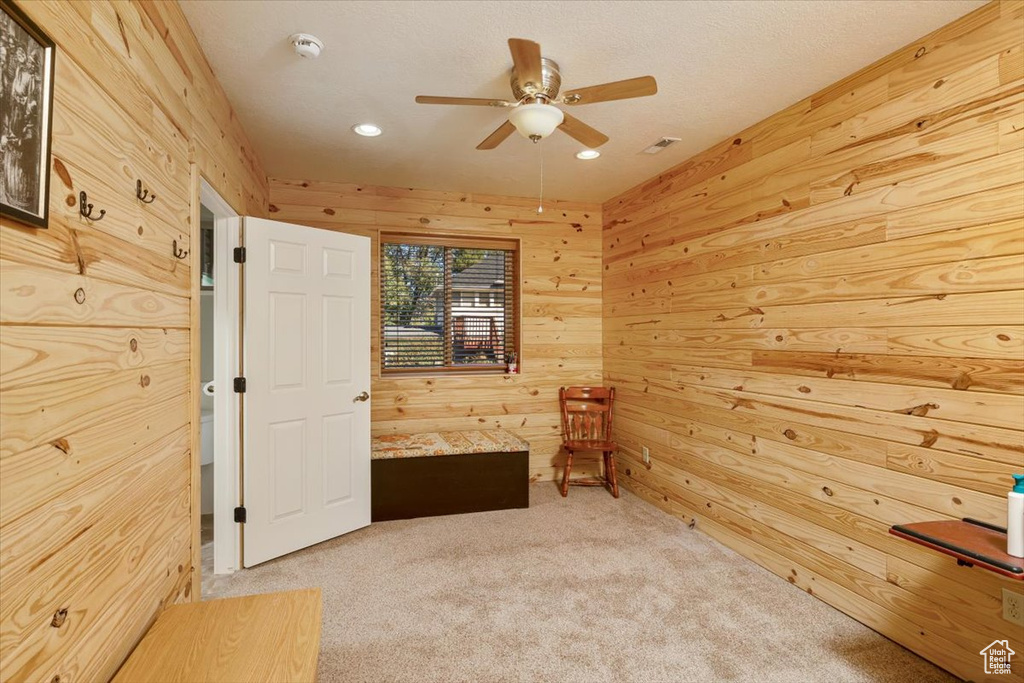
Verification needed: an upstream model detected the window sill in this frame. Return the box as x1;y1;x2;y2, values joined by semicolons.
381;368;518;379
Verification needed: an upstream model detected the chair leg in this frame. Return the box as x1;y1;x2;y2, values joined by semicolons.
561;450;574;497
606;451;620;498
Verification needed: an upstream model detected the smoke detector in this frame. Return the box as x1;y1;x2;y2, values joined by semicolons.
641;137;681;154
289;33;324;59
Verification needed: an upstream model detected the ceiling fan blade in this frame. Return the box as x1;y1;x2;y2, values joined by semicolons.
508;38;543;91
561;76;658;105
477;120;516;150
416;95;512;107
558;112;609;148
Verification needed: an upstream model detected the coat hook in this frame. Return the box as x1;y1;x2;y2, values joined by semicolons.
172;239;188;260
136;179;156;204
79;191;105;221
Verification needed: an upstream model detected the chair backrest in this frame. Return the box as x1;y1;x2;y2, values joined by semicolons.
559;386;615;442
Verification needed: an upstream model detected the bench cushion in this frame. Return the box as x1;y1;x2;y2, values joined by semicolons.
372;429;529;459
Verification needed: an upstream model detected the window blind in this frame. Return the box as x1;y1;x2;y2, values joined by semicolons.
381;239;517;372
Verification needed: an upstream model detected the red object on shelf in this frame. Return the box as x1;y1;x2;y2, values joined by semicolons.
889;518;1024;581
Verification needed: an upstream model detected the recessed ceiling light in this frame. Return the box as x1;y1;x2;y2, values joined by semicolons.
352;123;382;137
575;149;600;160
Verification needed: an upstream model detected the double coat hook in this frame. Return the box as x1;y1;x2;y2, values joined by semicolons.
172;239;188;260
79;191;105;221
136;179;156;203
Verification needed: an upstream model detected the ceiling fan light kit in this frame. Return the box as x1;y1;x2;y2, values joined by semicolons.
508;103;564;141
576;149;600;160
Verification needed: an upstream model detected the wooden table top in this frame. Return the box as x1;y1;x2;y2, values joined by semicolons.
112;588;322;683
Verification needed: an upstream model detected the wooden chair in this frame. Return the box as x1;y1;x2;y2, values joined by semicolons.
559;386;619;498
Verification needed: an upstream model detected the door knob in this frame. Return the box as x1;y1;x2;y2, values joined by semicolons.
354;391;370;402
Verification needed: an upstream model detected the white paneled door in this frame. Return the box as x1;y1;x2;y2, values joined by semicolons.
242;217;371;567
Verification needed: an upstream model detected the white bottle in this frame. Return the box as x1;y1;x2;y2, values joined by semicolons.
1009;474;1024;559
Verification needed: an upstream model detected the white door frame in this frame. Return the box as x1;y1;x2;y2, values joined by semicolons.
199;179;242;576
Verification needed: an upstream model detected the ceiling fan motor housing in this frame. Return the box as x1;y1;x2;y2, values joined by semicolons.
511;58;562;102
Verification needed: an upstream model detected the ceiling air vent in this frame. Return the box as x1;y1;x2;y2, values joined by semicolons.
641;137;681;154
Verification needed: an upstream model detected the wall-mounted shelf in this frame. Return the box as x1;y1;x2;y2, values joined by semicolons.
889;518;1023;581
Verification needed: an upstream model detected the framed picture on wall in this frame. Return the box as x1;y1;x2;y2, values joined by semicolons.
0;0;55;229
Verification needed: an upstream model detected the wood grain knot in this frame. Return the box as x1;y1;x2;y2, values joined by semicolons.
997;333;1011;341
140;375;151;388
797;386;811;394
783;429;797;440
65;194;76;207
323;208;335;216
483;206;491;212
73;288;86;304
51;608;68;628
899;402;939;417
418;217;429;224
53;158;73;189
51;675;62;683
625;468;631;476
130;338;138;352
268;204;279;213
914;46;927;58
950;373;971;390
822;486;834;496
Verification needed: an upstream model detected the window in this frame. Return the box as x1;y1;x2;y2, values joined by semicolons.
381;235;518;373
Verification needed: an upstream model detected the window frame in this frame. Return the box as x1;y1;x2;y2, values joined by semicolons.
379;232;521;376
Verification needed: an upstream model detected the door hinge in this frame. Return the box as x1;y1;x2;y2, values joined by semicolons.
234;506;246;524
233;377;246;393
233;246;246;263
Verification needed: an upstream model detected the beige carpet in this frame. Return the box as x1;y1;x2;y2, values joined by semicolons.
204;485;953;683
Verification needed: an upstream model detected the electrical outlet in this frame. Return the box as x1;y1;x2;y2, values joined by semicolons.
1003;588;1024;627
642;445;650;464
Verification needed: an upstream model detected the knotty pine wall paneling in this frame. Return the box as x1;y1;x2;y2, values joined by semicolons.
602;1;1023;680
268;179;603;482
0;1;267;681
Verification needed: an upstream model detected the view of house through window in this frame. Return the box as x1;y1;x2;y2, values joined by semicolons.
381;236;518;372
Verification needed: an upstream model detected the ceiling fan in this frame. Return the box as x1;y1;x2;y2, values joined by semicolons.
416;38;658;150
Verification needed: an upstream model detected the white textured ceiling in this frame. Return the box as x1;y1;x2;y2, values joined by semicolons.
179;0;984;203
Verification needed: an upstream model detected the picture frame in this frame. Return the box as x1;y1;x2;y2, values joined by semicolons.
0;0;55;229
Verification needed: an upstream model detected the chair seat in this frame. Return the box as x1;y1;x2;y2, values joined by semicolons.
563;439;616;451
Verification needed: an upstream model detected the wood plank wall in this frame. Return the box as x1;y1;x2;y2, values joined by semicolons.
601;1;1023;680
0;1;267;681
268;179;603;482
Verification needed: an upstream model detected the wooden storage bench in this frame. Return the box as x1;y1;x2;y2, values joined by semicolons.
371;430;530;521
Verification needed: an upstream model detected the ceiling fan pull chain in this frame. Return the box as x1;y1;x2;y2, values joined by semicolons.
537;142;544;214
